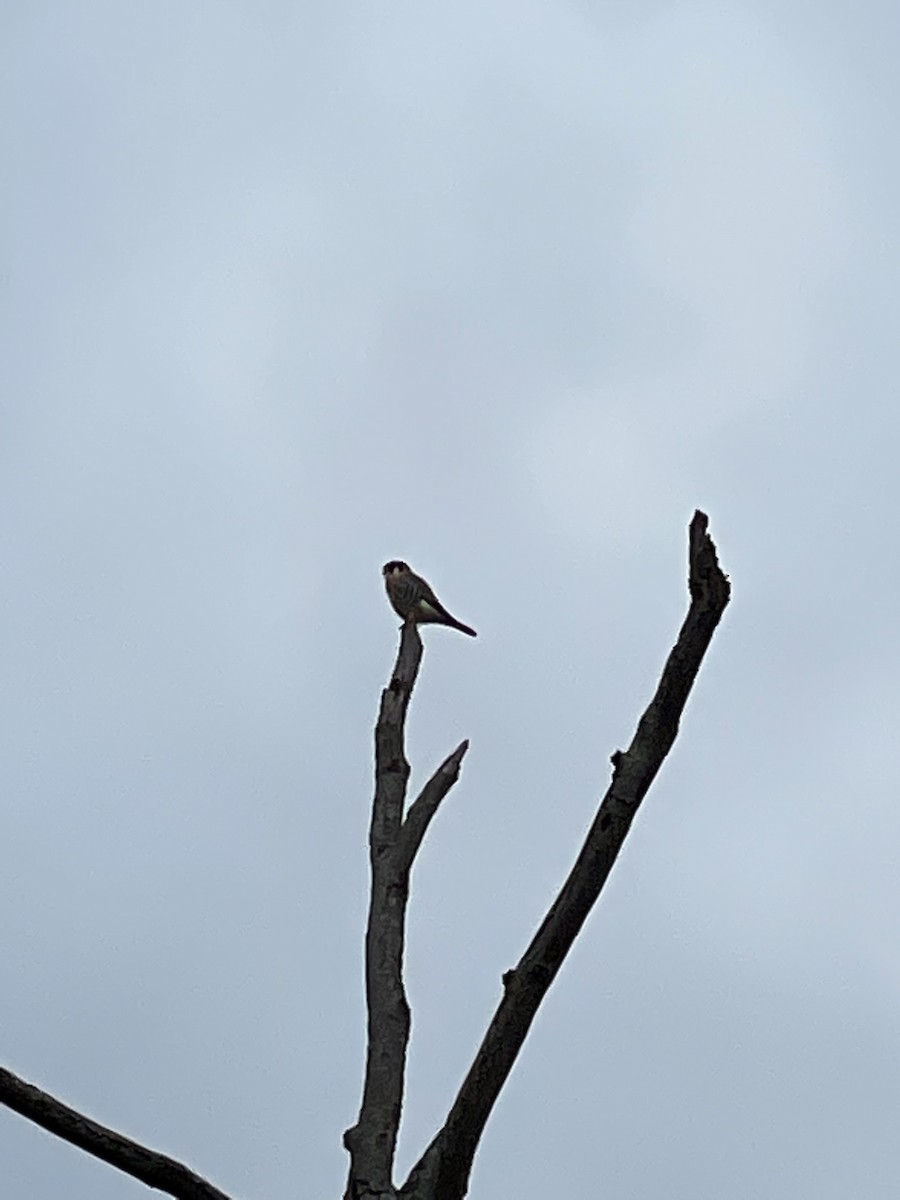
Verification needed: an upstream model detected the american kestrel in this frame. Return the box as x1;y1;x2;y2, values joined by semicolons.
382;561;477;637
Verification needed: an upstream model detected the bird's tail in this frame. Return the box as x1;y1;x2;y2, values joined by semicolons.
448;617;477;637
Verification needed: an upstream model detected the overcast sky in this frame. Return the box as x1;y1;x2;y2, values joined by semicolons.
3;2;900;1197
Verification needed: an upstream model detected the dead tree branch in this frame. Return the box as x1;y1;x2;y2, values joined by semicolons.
343;620;469;1199
0;1066;235;1200
398;740;469;873
0;513;726;1200
400;511;731;1200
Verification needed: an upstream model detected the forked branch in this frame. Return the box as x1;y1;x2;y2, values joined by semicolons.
0;514;726;1200
344;620;470;1199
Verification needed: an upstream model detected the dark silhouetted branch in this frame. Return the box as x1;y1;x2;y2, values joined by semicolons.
398;740;469;873
0;1067;234;1200
344;621;469;1199
401;511;731;1200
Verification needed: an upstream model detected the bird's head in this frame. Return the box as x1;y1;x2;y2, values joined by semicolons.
382;561;410;577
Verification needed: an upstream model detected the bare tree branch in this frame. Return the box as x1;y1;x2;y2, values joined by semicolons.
401;511;731;1200
345;620;469;1199
397;740;469;873
343;621;421;1194
0;1066;235;1200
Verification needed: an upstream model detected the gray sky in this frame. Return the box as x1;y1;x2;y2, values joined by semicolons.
3;2;899;1197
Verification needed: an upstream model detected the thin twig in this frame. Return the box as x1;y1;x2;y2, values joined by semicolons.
0;1067;235;1200
397;740;469;873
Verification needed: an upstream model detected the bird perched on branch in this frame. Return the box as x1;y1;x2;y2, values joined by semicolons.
382;561;477;637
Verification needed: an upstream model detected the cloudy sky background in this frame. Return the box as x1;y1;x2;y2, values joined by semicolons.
3;2;899;1197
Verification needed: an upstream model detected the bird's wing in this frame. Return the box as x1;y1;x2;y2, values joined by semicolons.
415;578;455;621
407;572;476;635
